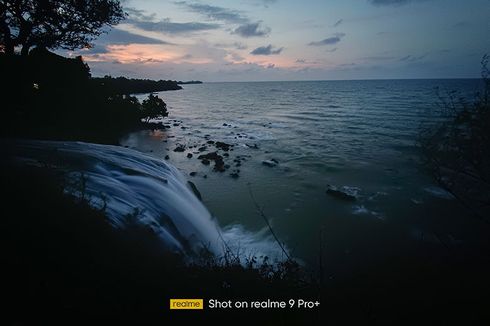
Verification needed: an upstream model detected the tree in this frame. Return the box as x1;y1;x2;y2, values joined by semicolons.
418;55;490;220
0;0;124;56
141;94;168;123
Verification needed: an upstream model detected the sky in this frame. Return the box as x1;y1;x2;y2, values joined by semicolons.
68;0;490;82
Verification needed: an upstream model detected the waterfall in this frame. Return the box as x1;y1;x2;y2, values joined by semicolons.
6;140;285;260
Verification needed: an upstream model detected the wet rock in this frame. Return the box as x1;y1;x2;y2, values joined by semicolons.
198;146;207;152
325;185;357;202
173;144;186;152
198;152;226;172
187;153;193;158
214;161;226;172
246;143;259;149
198;152;220;161
215;141;232;151
189;171;197;177
187;181;202;201
164;155;170;160
223;153;229;157
262;159;278;167
207;140;215;144
230;172;239;179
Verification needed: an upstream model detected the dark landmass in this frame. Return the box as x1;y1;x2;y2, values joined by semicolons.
92;76;182;94
3;156;490;325
2;161;315;325
0;48;170;143
177;80;203;85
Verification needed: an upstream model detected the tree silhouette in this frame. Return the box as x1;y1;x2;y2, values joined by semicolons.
419;55;490;220
141;94;168;123
0;0;124;56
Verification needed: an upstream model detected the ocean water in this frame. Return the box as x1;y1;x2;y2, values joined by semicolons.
121;79;488;273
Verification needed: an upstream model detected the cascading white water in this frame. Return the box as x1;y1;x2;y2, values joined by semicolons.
7;140;285;260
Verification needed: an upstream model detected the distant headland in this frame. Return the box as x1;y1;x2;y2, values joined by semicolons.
177;80;203;85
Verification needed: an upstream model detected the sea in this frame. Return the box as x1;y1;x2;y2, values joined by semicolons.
121;79;488;276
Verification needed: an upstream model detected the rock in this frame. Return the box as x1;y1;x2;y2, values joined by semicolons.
187;153;193;158
215;141;232;151
187;181;202;201
189;172;197;177
197;152;227;172
198;146;207;152
262;159;278;167
325;185;357;202
246;143;259;149
214;161;226;172
164;155;170;160
198;151;220;161
173;144;186;152
230;172;239;179
207;140;215;144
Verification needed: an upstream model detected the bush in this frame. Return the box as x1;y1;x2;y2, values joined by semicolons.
418;55;490;219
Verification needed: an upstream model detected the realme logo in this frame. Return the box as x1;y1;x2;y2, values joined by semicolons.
170;299;204;310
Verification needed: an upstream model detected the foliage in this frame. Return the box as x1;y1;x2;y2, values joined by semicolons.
2;164;316;325
418;55;490;219
92;76;182;94
141;93;168;122
0;49;169;143
0;0;125;55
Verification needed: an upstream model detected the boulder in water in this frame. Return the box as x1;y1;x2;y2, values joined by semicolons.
325;184;358;201
262;159;278;167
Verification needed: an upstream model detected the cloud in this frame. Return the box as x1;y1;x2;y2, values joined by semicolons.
361;55;396;61
215;42;248;50
256;0;278;7
124;7;156;21
128;18;220;35
175;2;248;24
97;28;172;45
233;22;271;37
250;44;283;55
125;7;220;35
308;33;345;46
368;0;430;6
295;58;321;64
333;19;343;27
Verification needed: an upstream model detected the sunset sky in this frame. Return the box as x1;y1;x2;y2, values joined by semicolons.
69;0;490;81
